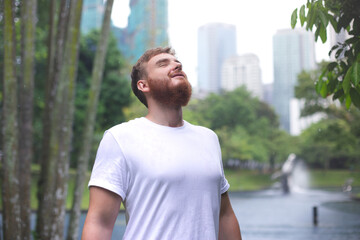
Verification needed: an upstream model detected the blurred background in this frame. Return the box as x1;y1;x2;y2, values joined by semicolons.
0;0;359;239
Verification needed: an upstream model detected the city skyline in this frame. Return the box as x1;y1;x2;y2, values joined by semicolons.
112;0;330;87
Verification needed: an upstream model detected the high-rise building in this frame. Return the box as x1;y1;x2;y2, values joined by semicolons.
272;28;316;133
197;23;237;94
221;54;262;99
262;83;273;106
81;0;105;34
116;0;169;63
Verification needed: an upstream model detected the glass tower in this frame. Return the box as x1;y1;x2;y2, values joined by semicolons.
272;28;316;132
81;0;104;34
117;0;169;63
197;23;237;94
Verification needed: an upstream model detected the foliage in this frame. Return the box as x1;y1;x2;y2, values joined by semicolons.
299;119;360;169
123;93;148;120
295;62;360;169
295;61;332;116
72;30;132;168
183;87;297;167
291;0;360;109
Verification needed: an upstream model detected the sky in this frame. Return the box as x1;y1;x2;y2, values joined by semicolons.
111;0;330;86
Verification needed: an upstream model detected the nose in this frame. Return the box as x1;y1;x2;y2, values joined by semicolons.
174;62;182;71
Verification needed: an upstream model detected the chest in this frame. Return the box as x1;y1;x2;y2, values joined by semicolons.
123;130;222;187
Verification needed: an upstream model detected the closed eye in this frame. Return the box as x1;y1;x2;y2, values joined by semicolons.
156;59;170;67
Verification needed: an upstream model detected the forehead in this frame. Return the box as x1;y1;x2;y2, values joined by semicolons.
147;53;177;66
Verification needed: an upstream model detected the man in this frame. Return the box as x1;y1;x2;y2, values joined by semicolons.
82;47;242;240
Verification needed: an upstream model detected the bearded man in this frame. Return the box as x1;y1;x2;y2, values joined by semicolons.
82;47;242;240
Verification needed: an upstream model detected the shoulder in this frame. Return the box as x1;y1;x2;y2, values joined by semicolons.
107;118;144;135
185;121;218;140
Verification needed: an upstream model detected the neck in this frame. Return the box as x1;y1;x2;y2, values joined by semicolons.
146;101;184;127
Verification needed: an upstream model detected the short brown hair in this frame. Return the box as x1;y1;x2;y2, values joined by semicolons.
131;47;176;107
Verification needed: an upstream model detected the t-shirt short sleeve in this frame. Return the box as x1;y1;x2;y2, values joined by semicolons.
88;131;129;201
220;163;230;194
211;130;230;194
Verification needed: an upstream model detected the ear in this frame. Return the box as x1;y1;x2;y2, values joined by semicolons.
137;79;150;93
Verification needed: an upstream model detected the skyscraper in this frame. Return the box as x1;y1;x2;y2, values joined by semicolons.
116;0;169;63
221;54;262;99
272;28;316;133
197;23;237;94
81;0;104;34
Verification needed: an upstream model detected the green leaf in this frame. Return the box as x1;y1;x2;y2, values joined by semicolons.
352;61;360;86
299;5;306;26
333;89;344;100
338;15;352;32
320;80;328;98
345;93;351;109
345;37;358;45
319;25;327;43
291;8;298;28
328;15;338;32
335;48;343;59
317;9;328;28
330;44;339;52
316;78;324;94
339;95;345;103
319;67;327;80
349;88;360;108
327;62;338;71
328;77;338;93
306;7;316;30
343;66;352;94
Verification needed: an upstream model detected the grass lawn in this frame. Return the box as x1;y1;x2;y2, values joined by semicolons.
308;170;360;188
1;166;359;211
224;168;360;191
225;169;274;191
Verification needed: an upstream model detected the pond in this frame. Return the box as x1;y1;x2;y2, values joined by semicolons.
75;188;360;239
1;188;359;239
230;188;360;240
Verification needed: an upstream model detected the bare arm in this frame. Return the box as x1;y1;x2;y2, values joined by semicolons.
218;192;242;240
82;186;122;240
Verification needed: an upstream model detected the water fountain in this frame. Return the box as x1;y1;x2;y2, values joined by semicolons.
271;153;310;194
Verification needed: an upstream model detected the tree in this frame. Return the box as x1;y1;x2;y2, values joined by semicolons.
294;61;333;116
2;0;130;237
67;1;114;239
72;30;132;169
299;119;360;169
36;0;69;236
183;87;296;168
1;1;21;239
295;63;360;169
36;0;84;238
18;0;37;239
291;0;360;109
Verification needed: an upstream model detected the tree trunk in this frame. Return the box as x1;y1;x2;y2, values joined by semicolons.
18;0;37;239
1;1;21;239
36;0;70;238
45;0;83;238
67;1;114;239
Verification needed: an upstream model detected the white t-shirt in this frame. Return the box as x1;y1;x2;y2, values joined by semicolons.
89;117;230;239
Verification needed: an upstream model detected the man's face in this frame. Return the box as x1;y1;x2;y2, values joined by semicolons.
145;53;192;107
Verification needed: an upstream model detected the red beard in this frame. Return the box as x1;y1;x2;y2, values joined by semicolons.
148;77;192;107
